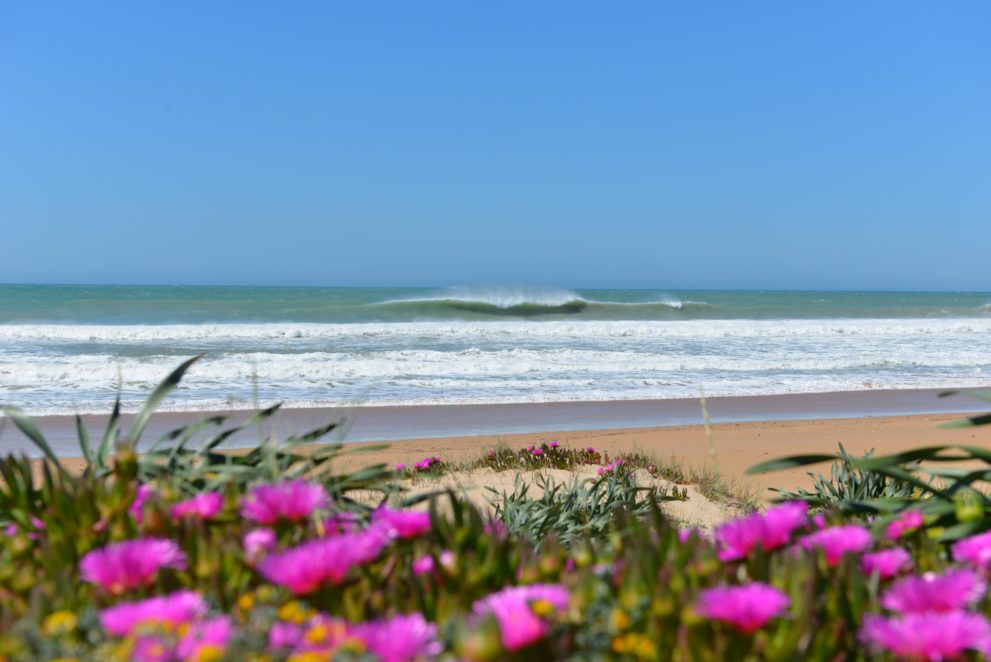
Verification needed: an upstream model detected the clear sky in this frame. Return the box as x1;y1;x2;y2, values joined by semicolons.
2;2;989;290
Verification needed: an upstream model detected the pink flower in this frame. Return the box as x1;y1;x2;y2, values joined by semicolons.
797;524;872;566
860;611;991;660
598;459;627;476
175;616;232;660
886;510;924;540
322;511;359;536
860;548;913;580
371;507;431;539
412;555;434;576
473;584;569;651
129;484;155;524
696;583;789;633
269;614;348;653
351;613;442;662
484;518;507;539
268;621;304;649
394;463;406;472
243;528;277;564
80;538;186;594
881;569;986;613
531;448;544;456
100;590;207;636
549;441;559;449
171;492;223;521
413;456;443;471
412;550;455;577
953;531;991;570
241;480;329;524
715;502;808;561
257;528;387;594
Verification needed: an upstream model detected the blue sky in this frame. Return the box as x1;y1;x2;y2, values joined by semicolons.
1;2;989;290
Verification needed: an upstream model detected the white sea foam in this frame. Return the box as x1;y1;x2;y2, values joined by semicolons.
2;318;991;343
1;315;989;415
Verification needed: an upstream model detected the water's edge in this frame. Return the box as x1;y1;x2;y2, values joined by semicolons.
4;387;986;458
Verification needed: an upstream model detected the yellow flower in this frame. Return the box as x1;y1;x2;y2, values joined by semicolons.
611;633;655;659
288;653;332;662
278;601;312;625
190;644;223;662
610;607;630;631
42;611;78;636
237;593;255;612
530;599;556;618
304;623;328;645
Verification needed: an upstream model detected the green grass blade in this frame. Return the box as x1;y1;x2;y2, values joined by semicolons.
941;414;991;429
853;446;958;470
127;355;203;445
98;396;122;470
939;389;991;403
75;414;92;464
1;407;70;478
746;454;839;474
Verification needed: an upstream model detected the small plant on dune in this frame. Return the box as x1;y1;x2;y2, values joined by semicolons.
478;441;602;472
489;468;687;546
771;443;921;513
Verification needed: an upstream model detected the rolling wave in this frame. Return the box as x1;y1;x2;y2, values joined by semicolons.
374;285;703;318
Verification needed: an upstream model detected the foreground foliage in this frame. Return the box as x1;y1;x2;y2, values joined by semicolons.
3;363;991;660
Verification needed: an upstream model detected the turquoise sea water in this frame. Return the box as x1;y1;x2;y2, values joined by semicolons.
1;284;989;415
2;284;990;323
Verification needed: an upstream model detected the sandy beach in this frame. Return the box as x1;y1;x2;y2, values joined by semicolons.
24;407;990;501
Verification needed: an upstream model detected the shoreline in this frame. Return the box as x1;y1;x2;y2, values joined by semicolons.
4;387;988;458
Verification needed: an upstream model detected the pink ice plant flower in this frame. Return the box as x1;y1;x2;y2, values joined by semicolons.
797;524;872;566
170;492;223;521
241;480;329;525
696;583;790;634
351;613;443;662
412;550;455;577
598;459;626;476
715;502;808;561
474;584;570;652
80;538;186;594
860;611;991;661
881;569;987;613
530;447;544;456
860;548;913;580
257;528;388;594
129;484;155;524
243;528;277;564
100;590;207;636
174;616;232;660
953;531;991;571
371;506;431;539
549;441;559;448
268;614;349;652
322;511;359;536
886;510;925;540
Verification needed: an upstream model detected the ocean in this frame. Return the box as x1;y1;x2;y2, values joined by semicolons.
1;284;989;416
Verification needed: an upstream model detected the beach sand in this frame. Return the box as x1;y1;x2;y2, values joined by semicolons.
36;411;990;502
